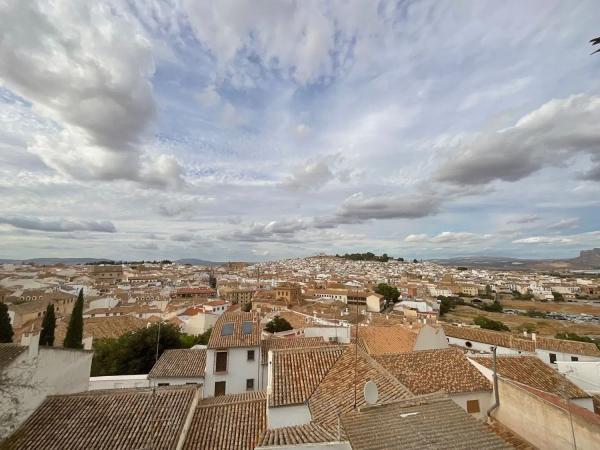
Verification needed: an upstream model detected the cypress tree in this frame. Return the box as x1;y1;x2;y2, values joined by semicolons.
39;303;56;346
0;302;13;343
63;290;84;349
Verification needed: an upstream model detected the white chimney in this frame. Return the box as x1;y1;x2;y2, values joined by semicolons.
21;332;40;358
531;332;537;342
83;336;94;350
523;330;528;337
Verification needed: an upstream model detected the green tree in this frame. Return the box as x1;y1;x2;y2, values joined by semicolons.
209;274;217;289
482;301;503;313
241;302;252;312
91;323;184;376
39;304;56;346
264;316;293;333
552;291;564;302
473;315;509;332
179;328;212;348
0;302;13;343
375;283;400;304
412;258;418;263
64;290;84;349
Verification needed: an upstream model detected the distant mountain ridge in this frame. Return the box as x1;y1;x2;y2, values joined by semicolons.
0;257;223;266
430;248;600;270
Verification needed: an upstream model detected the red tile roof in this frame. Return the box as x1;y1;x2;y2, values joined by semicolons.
207;311;261;349
148;349;207;379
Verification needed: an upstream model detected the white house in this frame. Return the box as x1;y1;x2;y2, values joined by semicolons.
0;334;93;439
204;311;262;397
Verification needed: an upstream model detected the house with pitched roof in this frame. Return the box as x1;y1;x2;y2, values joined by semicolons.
204;311;262;397
148;348;207;387
375;348;493;419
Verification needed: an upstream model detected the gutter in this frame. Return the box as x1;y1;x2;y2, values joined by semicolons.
486;345;500;418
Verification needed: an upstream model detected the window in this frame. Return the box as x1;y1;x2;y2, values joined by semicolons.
247;350;255;361
221;322;234;336
215;381;226;396
465;341;473;348
466;399;480;413
246;378;254;391
242;321;253;335
158;383;169;387
215;351;228;373
571;356;579;362
549;353;557;364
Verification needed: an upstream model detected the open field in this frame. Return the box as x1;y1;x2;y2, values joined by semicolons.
444;305;600;337
502;299;600;315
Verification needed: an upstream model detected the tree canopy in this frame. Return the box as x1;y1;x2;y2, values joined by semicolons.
264;316;293;333
63;290;84;349
473;315;509;332
39;304;56;346
0;302;13;343
375;283;400;304
91;323;208;376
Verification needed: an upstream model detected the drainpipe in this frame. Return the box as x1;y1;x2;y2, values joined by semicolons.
486;345;500;418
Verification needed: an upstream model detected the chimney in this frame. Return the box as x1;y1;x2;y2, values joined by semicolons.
523;330;528;337
21;332;40;358
531;332;537;342
83;336;94;350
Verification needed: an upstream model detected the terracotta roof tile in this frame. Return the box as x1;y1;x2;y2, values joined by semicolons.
358;326;417;356
0;344;26;370
1;386;197;450
260;336;328;364
341;396;511;450
376;348;491;395
259;422;338;447
270;345;346;406
443;324;535;352
183;391;266;450
535;336;600;357
148;348;206;379
470;355;588;399
308;347;414;428
207;311;261;349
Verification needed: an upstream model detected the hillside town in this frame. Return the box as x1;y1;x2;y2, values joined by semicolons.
1;256;599;449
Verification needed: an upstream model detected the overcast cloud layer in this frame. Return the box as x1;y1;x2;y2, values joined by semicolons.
0;0;599;261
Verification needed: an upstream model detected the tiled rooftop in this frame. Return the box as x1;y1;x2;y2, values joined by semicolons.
341;396;511;450
443;324;536;352
0;344;26;370
1;386;197;450
260;336;328;364
308;347;414;428
183;391;266;450
207;311;261;349
376;348;491;395
470;355;589;399
148;348;206;379
358;325;417;355
258;422;339;447
270;345;346;407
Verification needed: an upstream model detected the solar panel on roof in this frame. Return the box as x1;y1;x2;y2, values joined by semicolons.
242;321;253;335
221;322;234;336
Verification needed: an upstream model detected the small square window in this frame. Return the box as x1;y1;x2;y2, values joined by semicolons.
247;350;255;361
246;378;254;391
549;353;557;364
242;321;253;335
571;356;579;362
466;399;480;413
221;323;234;336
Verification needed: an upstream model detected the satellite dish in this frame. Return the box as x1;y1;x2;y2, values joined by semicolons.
363;380;379;405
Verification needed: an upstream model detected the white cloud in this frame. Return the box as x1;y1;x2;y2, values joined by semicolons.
0;1;184;188
437;94;600;185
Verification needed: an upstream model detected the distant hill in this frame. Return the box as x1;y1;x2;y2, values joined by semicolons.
0;257;224;266
430;248;600;271
0;258;109;265
174;258;223;266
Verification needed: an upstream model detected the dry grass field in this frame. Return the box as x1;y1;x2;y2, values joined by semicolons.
444;305;600;337
502;299;600;315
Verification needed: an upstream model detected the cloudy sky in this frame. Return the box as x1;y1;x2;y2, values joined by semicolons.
1;0;599;261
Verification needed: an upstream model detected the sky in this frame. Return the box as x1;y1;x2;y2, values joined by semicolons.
1;0;599;262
